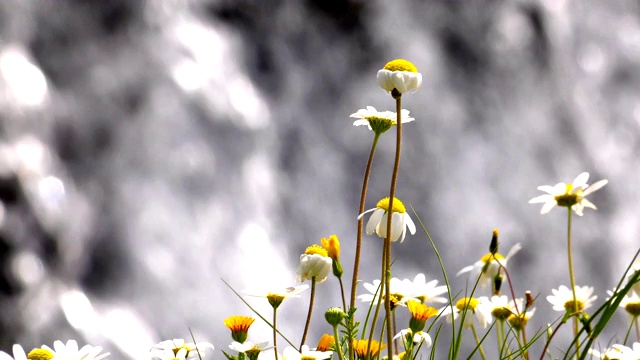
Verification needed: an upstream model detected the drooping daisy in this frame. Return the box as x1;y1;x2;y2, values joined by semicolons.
0;344;30;360
351;340;386;360
547;285;597;313
402;273;448;304
150;339;214;360
457;243;522;289
244;285;309;309
529;172;608;216
41;340;108;360
358;197;416;243
296;245;332;284
394;329;432;349
351;106;415;134
377;59;422;94
282;345;331;360
440;297;492;329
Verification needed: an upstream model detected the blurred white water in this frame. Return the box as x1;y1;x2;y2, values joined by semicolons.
0;0;638;358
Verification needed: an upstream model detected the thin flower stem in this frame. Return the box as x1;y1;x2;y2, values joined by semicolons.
636;316;640;342
351;132;381;360
333;325;346;360
339;276;347;312
367;250;387;357
392;310;398;355
384;90;403;360
539;322;563;360
471;324;488;360
300;277;317;350
566;208;580;358
273;309;278;360
496;320;504;357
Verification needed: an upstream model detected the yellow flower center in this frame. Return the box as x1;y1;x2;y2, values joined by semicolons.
456;297;479;312
507;313;529;331
563;299;585;313
383;59;418;73
267;293;285;308
480;252;505;263
301;356;316;360
172;345;193;356
376;197;406;213
407;300;438;321
305;244;328;257
27;349;54;360
554;183;581;207
625;301;640;317
491;306;513;321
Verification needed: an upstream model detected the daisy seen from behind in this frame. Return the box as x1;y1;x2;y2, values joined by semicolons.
402;273;448;304
358;197;416;243
441;296;492;329
547;285;597;313
351;106;414;135
244;284;309;309
529;172;608;216
457;242;522;290
150;339;214;360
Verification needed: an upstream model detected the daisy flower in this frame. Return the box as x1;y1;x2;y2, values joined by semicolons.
394;329;432;348
282;345;331;360
589;342;640;359
507;307;535;332
406;300;438;333
440;297;492;329
402;273;448;304
150;339;214;360
315;335;334;352
607;289;640;318
483;295;523;322
224;315;255;344
42;340;109;360
0;345;30;360
358;197;416;243
547;285;597;313
229;341;270;354
377;59;422;94
296;245;332;284
528;172;608;216
351;340;385;360
351;106;414;134
244;285;309;309
625;260;640;296
358;277;408;306
457;243;522;289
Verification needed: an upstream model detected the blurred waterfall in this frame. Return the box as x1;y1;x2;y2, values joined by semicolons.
0;0;639;358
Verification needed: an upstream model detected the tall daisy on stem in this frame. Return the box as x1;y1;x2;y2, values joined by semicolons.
529;172;607;358
376;58;422;360
297;244;332;350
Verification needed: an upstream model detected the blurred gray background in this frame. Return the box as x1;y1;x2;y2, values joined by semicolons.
0;0;638;358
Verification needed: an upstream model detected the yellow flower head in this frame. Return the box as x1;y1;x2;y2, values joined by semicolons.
27;349;54;360
304;244;329;257
321;235;340;261
377;59;422;94
456;297;479;312
316;334;335;352
224;315;255;343
352;340;386;360
407;300;438;333
376;197;406;213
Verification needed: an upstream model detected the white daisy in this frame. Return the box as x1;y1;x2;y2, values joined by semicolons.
351;106;414;133
589;342;640;359
44;340;108;360
358;197;416;243
440;297;492;329
529;172;608;216
394;329;432;348
296;245;332;284
607;289;640;318
507;307;536;332
457;243;522;288
401;273;448;304
482;295;524;322
0;345;29;360
358;277;408;305
547;285;597;313
151;348;188;360
377;59;422;94
229;341;270;353
244;285;309;309
150;339;214;360
282;345;332;360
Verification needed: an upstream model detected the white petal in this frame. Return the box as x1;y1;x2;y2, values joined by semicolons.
405;213;416;235
390;212;405;242
366;209;385;236
506;243;522;260
536;185;557;195
573;172;590;188
581;198;597;210
582;179;608;196
457;266;474;276
357;207;376;220
540;200;557;214
529;195;553;204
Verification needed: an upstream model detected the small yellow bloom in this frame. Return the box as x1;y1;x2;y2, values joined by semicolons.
507;308;536;332
316;334;335;352
27;349;54;360
224;315;255;343
377;59;422;94
407;300;438;333
321;235;340;261
352;340;386;360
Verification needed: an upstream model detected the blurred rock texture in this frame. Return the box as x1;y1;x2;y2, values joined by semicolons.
0;0;638;358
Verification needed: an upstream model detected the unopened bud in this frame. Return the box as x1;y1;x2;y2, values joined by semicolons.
525;291;534;308
493;274;503;295
489;229;499;254
325;307;347;327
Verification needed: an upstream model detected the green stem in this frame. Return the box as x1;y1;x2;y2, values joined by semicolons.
496;320;504;357
367;251;387;358
471;324;488;360
339;276;347;312
384;90;403;360
636;316;640;342
273;308;278;360
300;277;317;350
333;324;346;360
351;132;381;360
566;208;580;358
